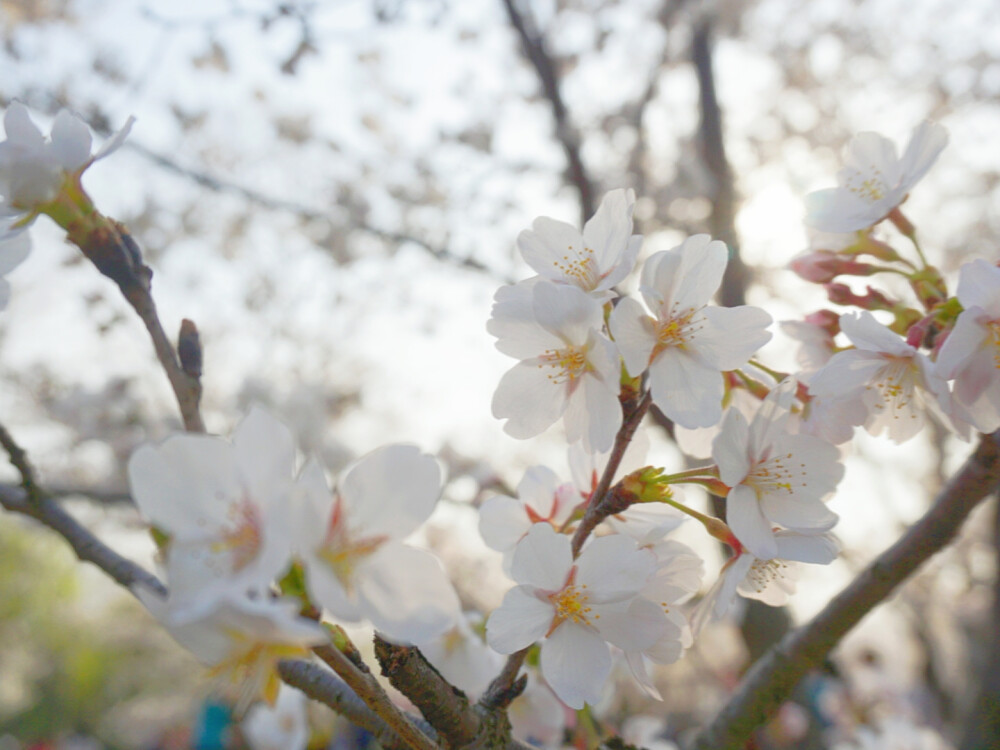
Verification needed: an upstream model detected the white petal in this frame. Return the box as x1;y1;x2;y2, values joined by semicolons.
582;188;635;272
0;229;30;275
478;495;531;552
92;116;136;161
696;306;773;370
648;349;723;429
3;103;44;145
517;465;561;517
518;217;586;284
774;531;840;564
510;523;572;591
576;534;652;600
540;624;611;709
50;110;92;170
532;281;603;342
936;308;989;381
492;361;568;439
341;445;441;539
486;586;554;654
712;408;751;486
956;259;1000;315
609;296;657;377
899;121;947;188
302;551;363;622
594;597;668;651
357;544;460;643
233;407;296;512
726;484;778;559
760;495;838;532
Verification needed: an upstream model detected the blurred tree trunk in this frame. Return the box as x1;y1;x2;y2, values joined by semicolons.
959;494;1000;750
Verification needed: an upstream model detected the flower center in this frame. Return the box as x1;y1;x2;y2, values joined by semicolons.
845;168;888;203
651;305;700;359
538;345;589;385
868;358;918;419
747;453;804;497
548;583;594;630
317;497;388;591
213;498;263;573
744;558;792;592
552;244;599;290
209;632;309;712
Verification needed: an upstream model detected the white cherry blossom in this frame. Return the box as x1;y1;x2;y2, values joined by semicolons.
609;234;772;428
486;524;666;708
489;280;622;452
935;259;1000;433
805;121;947;233
135;587;325;713
128;407;298;620
712;380;842;560
808;312;961;443
517;188;641;299
293;444;460;644
0;102;133;233
0;227;30;310
692;531;839;634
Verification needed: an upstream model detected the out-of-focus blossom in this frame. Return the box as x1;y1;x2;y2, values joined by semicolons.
713;380;841;560
417;614;501;699
293;444;460;644
832;717;954;750
0;102;133;234
517;189;641;299
489;280;622;452
805;121;947;233
609;235;772;429
135;588;325;714
508;674;568;748
128;407;298;621
242;685;309;750
486;524;666;708
935;259;1000;433
808;312;964;443
692;531;839;634
0;226;30;310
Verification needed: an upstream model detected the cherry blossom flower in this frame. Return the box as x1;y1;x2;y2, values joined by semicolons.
489;280;622;452
805;121;947;233
692;531;839;634
128;407;298;620
486;524;667;708
0;102;133;235
293;445;460;644
478;465;580;558
135;587;325;714
242;685;309;750
712;380;842;559
935;259;1000;433
508;675;567;748
417;614;502;699
808;312;961;443
609;234;772;428
517;188;641;299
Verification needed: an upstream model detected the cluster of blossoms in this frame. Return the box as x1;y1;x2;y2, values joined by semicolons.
128;407;461;710
4;99;998;741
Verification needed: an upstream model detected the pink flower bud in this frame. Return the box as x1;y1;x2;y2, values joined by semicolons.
791;250;878;283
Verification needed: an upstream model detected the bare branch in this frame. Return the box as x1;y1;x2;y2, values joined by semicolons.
691;432;1000;750
500;0;596;224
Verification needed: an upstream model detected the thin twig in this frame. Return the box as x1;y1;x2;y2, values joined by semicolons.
690;432;1000;749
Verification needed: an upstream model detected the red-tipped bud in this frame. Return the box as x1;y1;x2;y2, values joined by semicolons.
825;283;895;311
791;250;879;284
804;309;841;336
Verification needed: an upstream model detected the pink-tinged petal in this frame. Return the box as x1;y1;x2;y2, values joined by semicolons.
357;544;460;643
609;296;657;376
576;534;652;600
712;408;751;486
486;586;554;654
936;309;987;380
3;103;44;145
899;121;947;187
540;624;611;709
50;110;92;170
956;259;1000;315
518;217;585;283
774;531;840;564
582;188;635;271
593;597;668;651
953;347;1000;411
840;311;913;356
341;445;441;539
648;349;723;429
696;306;773;370
128;436;241;534
532;281;603;343
492;361;568;439
0;230;30;275
726;484;778;559
600;233;643;290
233;406;296;511
517;465;561;517
478;495;531;552
760;495;838;532
302;551;363;622
92;116;135;161
510;524;572;591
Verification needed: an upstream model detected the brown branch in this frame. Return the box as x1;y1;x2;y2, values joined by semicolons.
691;432;1000;749
500;0;596;224
277;660;430;750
